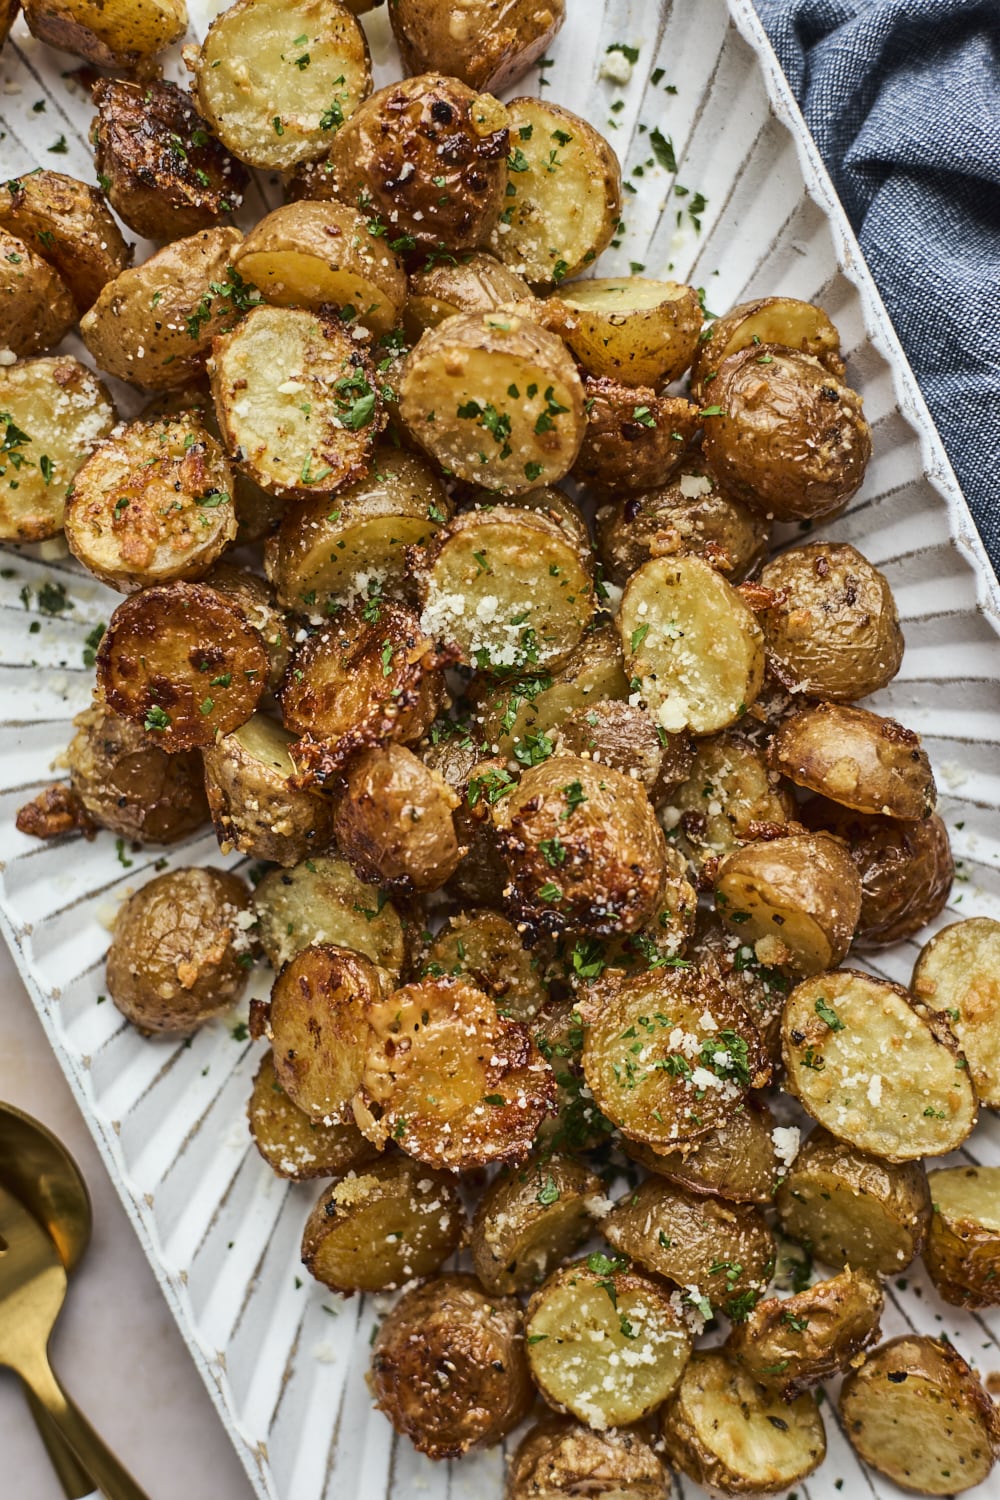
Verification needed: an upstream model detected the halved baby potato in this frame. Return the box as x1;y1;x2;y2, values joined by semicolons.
422;908;547;1022
555;277;702;386
912;918;1000;1107
924;1165;1000;1308
0;169;131;315
248;1048;377;1180
405;252;533;338
252;854;408;979
469;1150;602;1294
572;378;698;494
0;231;76;358
627;1095;782;1206
725;1266;883;1397
202;713;335;866
22;0;186;68
507;1417;668;1500
333;744;463;892
769;702;937;820
690;294;844;403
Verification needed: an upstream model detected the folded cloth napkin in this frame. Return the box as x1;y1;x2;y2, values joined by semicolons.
752;0;1000;574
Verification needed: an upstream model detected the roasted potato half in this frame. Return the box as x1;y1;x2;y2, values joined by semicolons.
912;918;1000;1107
925;1165;1000;1308
0;169;131;315
333;744;463;893
91;78;247;241
626;1095;783;1206
667;731;793;877
690;295;844;403
248;1048;377;1180
371;1274;532;1460
782;969;977;1161
726;1266;883;1397
251;855;407;979
404;251;533;338
0;356;116;541
389;0;565;93
770;701;937;819
204;563;291;691
840;1336;1000;1495
571;378;698;494
422;908;547;1021
507;1416;668;1500
202;714;335;865
22;0;185;67
687;912;791;1068
187;0;372;171
0;231;76;357
106;867;250;1035
470;1151;602;1294
555;277;701;386
553;699;684;801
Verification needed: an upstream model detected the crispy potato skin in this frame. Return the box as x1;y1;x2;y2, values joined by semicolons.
912;918;1000;1108
507;1415;668;1500
248;1048;377;1180
572;378;698;493
689;295;844;403
555;277;702;387
702;345;871;523
370;1274;533;1459
0;169;131;314
839;1336;1000;1495
625;1095;782;1206
202;715;336;866
924;1165;1000;1308
404;251;533;337
67;700;209;845
106;867;250;1035
553;699;677;799
668;731;794;877
770;701;936;819
469;1151;601;1294
23;0;185;67
0;230;76;357
445;753;513;907
423;908;547;1021
389;0;565;93
205;563;291;691
726;1266;883;1397
333;744;462;893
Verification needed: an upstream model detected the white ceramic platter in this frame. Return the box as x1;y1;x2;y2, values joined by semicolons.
1;1;999;1496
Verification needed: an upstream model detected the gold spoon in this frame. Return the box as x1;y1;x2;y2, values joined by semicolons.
0;1102;98;1498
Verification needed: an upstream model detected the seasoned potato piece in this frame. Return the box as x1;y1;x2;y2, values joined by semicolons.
488;97;621;288
248;1048;377;1180
22;0;185;67
264;447;451;613
446;752;512;907
912;918;1000;1107
423;909;547;1021
924;1165;1000;1308
690;295;844;403
714;831;862;974
702;346;871;523
416;503;593;672
358;976;554;1167
581;966;766;1148
202;714;334;865
840;1336;1000;1495
507;1415;668;1500
593;844;697;973
389;0;565;93
210;305;384;500
782;969;977;1161
688;913;791;1068
405;252;533;337
619;555;765;737
252;856;406;980
0;357;115;541
233;201;404;333
726;1266;883;1396
65;414;236;592
0;231;76;357
572;378;698;494
470;1151;602;1294
666;732;793;876
770;701;936;819
604;1179;775;1322
400;311;585;494
553;699;682;801
595;463;770;586
533;998;616;1155
492;755;668;937
333;744;462;892
661;1350;826;1494
0;0;17;46
0;169;131;315
322;74;510;251
302;1155;465;1293
81;227;249;392
776;1127;932;1275
371;1274;532;1459
98;582;268;751
760;541;904;699
204;563;291;691
187;0;371;171
91;78;247;241
107;867;250;1035
66;699;209;846
556;278;701;386
526;1258;692;1429
625;1095;782;1206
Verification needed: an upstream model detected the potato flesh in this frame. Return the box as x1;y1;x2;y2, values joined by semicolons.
912;918;1000;1107
667;732;792;873
782;970;977;1161
248;1049;376;1179
476;627;629;759
252;855;406;978
619;555;764;736
267;942;381;1122
558;277;702;386
925;1166;1000;1307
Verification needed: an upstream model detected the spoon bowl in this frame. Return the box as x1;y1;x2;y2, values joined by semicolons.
0;1103;91;1274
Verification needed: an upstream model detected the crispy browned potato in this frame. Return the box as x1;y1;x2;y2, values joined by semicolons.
690;295;844;403
507;1415;669;1500
840;1336;1000;1495
625;1095;783;1206
420;745;509;906
925;1165;1000;1308
776;1126;932;1276
404;251;533;338
714;831;862;974
91;78;247;241
572;378;698;494
301;1155;465;1293
526;1258;692;1429
422;908;547;1021
912;918;1000;1107
769;702;937;819
554;277;701;387
97;582;268;751
667;731;794;877
371;1274;533;1459
202;714;335;866
782;969;977;1161
0;0;19;45
357;975;554;1167
204;563;291;691
702;345;871;523
106;867;250;1035
333;744;463;892
248;1048;377;1180
66;699;209;845
760;540;903;699
251;855;408;980
492;755;668;937
661;1350;826;1494
687;912;792;1069
389;0;565;93
0;169;131;314
553;699;684;802
532;998;616;1155
470;1151;602;1294
726;1266;883;1397
0;231;76;357
23;0;185;67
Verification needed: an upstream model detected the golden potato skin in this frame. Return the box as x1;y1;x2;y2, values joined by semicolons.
469;1151;602;1294
553;699;680;800
106;867;250;1035
248;1048;377;1180
555;277;702;387
423;908;547;1021
626;1095;782;1206
702;345;871;523
924;1165;1000;1308
404;251;533;337
689;295;844;403
507;1416;668;1500
668;731;794;877
0;169;131;314
205;563;291;691
370;1274;533;1459
912;918;1000;1108
67;700;209;845
389;0;565;93
726;1266;883;1397
0;231;76;357
333;744;462;893
202;714;336;866
322;74;510;251
572;378;698;494
770;701;937;819
251;854;408;978
22;0;185;68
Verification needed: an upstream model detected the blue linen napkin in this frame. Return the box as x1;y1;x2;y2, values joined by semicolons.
751;0;1000;574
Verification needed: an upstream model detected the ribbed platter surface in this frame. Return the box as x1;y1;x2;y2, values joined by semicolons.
1;1;998;1496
